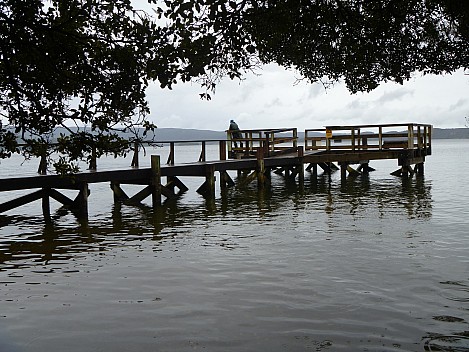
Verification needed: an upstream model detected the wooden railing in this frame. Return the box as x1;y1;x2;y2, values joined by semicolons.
15;139;229;174
226;128;298;158
305;123;432;153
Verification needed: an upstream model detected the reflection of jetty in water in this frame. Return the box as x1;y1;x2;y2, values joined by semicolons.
0;169;432;271
307;170;432;220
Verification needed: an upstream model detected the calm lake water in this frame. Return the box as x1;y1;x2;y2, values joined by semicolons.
0;139;468;352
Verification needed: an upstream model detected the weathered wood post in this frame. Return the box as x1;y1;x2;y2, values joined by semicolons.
75;182;89;219
340;162;347;181
415;163;424;176
151;155;162;208
219;140;226;161
408;124;414;149
199;141;206;162
206;164;216;198
166;142;175;165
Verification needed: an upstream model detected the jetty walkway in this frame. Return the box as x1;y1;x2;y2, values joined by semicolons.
0;123;432;221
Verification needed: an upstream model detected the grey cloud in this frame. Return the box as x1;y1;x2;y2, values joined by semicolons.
376;89;414;104
449;98;469;111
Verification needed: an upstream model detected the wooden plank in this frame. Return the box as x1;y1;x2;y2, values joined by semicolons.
126;185;152;205
48;188;75;206
110;182;129;202
0;189;44;213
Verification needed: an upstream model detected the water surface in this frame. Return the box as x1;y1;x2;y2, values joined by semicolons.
0;140;468;351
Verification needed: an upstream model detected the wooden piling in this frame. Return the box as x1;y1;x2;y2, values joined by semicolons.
340;162;347;180
415;162;424;176
257;148;266;188
73;182;89;218
206;165;216;198
42;189;51;223
151;155;162;208
298;146;304;186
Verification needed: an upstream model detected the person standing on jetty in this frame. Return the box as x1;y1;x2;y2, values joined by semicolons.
229;119;243;148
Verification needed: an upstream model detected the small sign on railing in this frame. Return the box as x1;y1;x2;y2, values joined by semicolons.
326;129;333;139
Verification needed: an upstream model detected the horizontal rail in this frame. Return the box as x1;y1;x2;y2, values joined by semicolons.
226;128;298;158
305;123;432;153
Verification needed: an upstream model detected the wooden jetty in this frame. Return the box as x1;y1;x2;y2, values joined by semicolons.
0;123;432;221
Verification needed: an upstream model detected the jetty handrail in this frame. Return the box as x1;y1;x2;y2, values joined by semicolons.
226;128;298;158
305;123;432;152
14;139;232;174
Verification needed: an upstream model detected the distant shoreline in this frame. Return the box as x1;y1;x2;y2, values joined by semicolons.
4;126;469;142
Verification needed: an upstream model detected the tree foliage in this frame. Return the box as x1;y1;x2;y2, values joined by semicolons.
1;0;468;172
0;0;161;170
162;0;469;93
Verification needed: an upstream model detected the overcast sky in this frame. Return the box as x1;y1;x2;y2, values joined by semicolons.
146;64;469;131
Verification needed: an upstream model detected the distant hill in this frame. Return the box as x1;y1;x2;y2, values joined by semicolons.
4;126;469;142
432;128;469;139
153;128;225;141
152;127;469;141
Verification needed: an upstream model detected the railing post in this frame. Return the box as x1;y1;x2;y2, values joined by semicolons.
264;134;270;157
408;124;414;149
379;127;383;150
219;140;227;160
417;126;422;149
226;131;232;156
199;141;206;162
166;142;175;165
293;128;298;148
